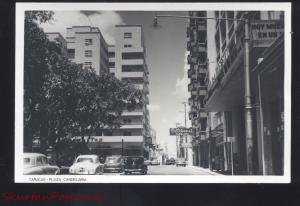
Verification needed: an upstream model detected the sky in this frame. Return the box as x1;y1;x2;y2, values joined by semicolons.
40;11;197;158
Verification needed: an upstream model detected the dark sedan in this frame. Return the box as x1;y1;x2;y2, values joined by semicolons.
124;156;147;175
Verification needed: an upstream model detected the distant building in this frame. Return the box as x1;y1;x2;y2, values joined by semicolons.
66;26;109;75
186;11;209;168
45;32;68;56
87;25;151;157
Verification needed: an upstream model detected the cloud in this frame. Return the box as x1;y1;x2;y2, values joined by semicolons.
39;11;124;44
173;51;190;100
147;104;161;112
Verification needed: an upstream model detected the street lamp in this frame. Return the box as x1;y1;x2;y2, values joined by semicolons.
154;12;254;175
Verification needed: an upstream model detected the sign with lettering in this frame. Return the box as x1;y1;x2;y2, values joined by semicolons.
169;127;193;136
251;20;284;47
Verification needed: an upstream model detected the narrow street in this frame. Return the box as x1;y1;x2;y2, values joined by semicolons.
101;165;217;176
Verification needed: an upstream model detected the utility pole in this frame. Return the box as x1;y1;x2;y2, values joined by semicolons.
182;102;187;127
243;14;254;175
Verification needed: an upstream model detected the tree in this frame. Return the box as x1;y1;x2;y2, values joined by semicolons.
24;10;143;157
24;11;54;149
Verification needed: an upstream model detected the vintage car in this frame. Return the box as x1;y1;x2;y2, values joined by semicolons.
166;157;176;165
69;155;104;175
176;158;187;167
103;155;125;173
23;153;60;175
150;158;160;165
144;159;151;165
124;156;147;175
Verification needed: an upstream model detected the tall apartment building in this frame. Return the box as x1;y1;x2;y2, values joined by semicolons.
204;11;284;175
186;11;209;168
65;25;150;158
66;26;109;75
100;25;150;157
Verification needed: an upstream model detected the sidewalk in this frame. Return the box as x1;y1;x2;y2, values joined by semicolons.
188;165;224;175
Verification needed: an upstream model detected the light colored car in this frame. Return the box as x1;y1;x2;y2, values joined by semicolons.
150;158;160;165
176;158;187;167
23;153;60;175
69;155;104;175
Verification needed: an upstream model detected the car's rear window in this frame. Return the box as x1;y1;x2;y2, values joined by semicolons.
76;158;93;163
106;157;120;162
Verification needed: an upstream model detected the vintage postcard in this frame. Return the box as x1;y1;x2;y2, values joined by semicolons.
15;3;291;183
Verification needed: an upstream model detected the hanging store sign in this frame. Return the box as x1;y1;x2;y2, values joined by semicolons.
169;127;193;136
251;20;284;47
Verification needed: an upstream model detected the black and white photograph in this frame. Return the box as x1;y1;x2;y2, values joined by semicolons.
15;3;291;183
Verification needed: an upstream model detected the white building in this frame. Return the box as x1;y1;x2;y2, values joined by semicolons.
66;26;109;75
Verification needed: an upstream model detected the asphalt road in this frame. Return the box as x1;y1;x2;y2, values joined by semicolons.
101;165;216;175
147;165;215;175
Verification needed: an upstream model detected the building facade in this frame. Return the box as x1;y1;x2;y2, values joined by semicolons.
65;25;150;158
204;11;284;175
186;11;209;168
66;26;109;75
98;25;151;157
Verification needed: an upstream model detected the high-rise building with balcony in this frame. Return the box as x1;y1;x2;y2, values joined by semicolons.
66;26;109;75
99;25;150;157
186;11;209;168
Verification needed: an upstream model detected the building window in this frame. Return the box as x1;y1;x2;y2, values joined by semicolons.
123;132;132;136
124;32;132;39
122;65;144;72
85;39;93;46
85;50;92;57
84;62;92;69
122;77;144;84
108;52;115;58
122;52;144;60
67;49;75;59
109;62;115;68
124;44;132;48
123;118;132;124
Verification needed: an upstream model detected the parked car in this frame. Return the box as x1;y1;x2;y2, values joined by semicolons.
103;155;124;173
176;158;187;167
124;156;147;175
166;157;176;165
144;159;151;165
23;153;60;175
69;155;104;175
150;158;160;165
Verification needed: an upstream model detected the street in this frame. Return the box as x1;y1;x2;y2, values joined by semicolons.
100;165;217;176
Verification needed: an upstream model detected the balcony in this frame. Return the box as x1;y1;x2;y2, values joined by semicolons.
122;110;143;116
143;95;149;105
187;55;198;65
188;82;200;92
189;111;197;120
187;68;195;78
190;106;198;113
144;83;149;94
122;59;144;65
198;24;206;31
197;64;207;74
198;87;207;96
122;72;144;78
198;111;207;118
187;41;191;51
120;124;143;129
